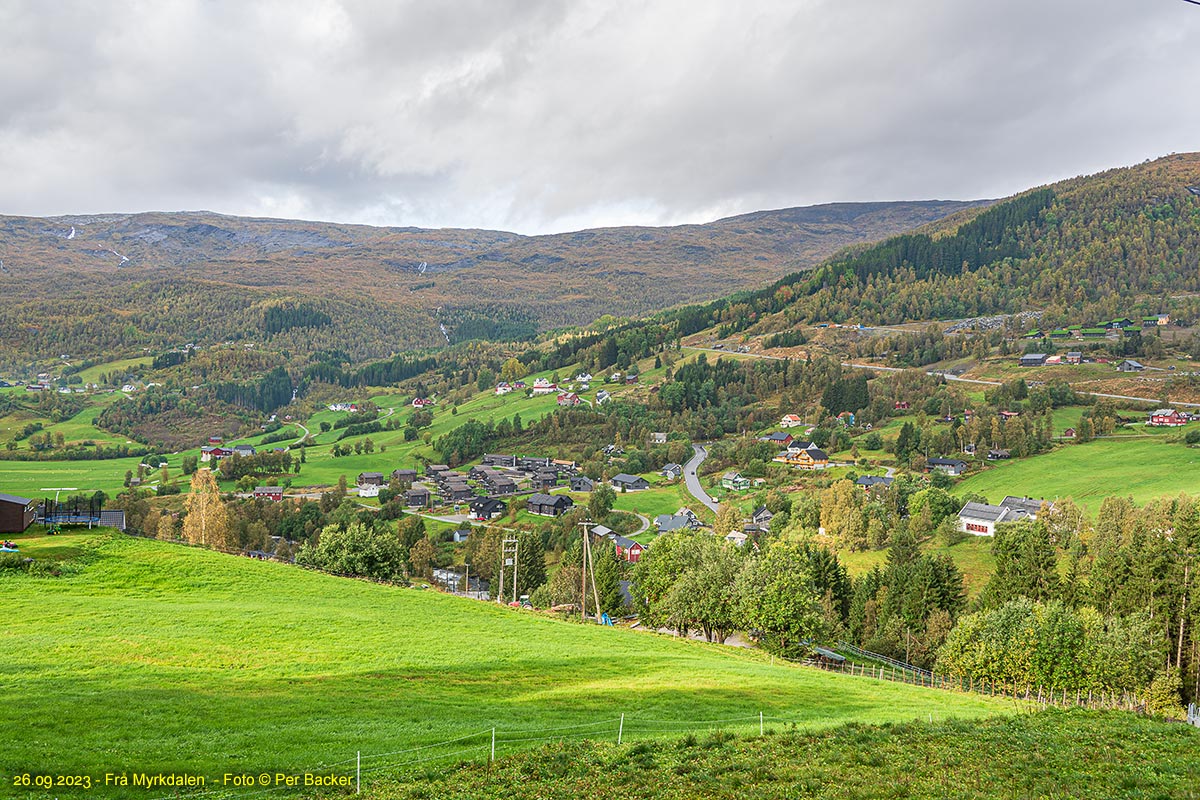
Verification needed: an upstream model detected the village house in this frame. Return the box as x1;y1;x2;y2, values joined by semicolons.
1148;408;1188;427
660;463;683;480
556;392;580;407
252;485;284;502
721;471;751;491
482;454;517;468
390;468;418;485
569;475;595;492
855;475;894;491
595;389;612;405
470;497;508;520
1063;427;1077;439
358;483;381;498
758;431;793;447
987;449;1011;460
357;472;385;487
725;530;750;547
495;383;512;395
611;473;650;491
406;486;431;508
927;458;968;476
654;513;697;533
531;378;557;395
611;534;644;562
442;483;474;503
532;471;559;491
575;373;593;383
232;444;256;457
780;413;804;428
894;401;910;410
772;442;830;469
1065;351;1083;365
411;397;434;408
426;464;450;478
751;506;774;526
1117;359;1145;373
957;496;1049;536
650;432;668;445
527;493;574;517
1019;353;1047;367
451;529;472;543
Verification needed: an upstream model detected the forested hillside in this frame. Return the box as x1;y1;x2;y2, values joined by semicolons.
0;200;980;365
666;153;1200;339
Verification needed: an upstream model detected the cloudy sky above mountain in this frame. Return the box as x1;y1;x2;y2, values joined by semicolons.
2;0;1198;234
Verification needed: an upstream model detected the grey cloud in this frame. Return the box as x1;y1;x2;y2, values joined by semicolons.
0;0;1197;233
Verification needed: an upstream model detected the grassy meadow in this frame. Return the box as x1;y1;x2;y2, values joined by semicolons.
957;437;1200;511
365;710;1200;800
2;531;1012;799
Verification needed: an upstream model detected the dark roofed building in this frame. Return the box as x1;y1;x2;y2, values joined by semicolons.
927;458;968;476
611;473;650;491
391;469;418;484
855;475;894;490
0;492;36;533
470;497;507;520
528;493;574;517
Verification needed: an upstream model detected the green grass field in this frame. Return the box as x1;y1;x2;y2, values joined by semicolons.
836;536;997;597
368;710;1200;800
956;437;1200;510
2;532;1010;798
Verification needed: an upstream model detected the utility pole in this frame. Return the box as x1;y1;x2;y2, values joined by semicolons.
502;536;519;604
578;519;603;622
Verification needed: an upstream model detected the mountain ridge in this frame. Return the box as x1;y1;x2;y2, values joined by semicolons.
0;198;986;362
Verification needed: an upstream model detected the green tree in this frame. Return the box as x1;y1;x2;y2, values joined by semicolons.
736;540;827;656
296;522;407;581
588;483;616;521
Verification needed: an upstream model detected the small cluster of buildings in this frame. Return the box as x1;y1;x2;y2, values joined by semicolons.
957;496;1049;536
201;437;258;462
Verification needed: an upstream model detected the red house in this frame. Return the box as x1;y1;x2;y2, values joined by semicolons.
253;486;284;501
1148;409;1188;427
613;535;645;563
556;392;580;407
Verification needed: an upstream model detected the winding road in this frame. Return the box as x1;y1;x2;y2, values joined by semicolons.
684;444;720;513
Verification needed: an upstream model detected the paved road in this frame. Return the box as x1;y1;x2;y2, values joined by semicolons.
684;445;720;513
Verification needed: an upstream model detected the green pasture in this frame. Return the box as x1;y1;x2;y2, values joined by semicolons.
956;437;1200;511
1;534;1010;798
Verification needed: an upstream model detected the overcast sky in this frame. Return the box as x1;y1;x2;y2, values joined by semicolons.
1;0;1198;234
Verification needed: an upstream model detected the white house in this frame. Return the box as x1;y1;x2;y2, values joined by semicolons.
957;496;1049;536
780;414;804;428
358;484;381;498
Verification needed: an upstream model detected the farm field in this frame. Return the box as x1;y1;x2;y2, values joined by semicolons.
956;437;1200;510
2;532;1011;799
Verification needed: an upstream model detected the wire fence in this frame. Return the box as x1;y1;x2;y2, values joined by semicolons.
801;657;1149;713
143;709;849;800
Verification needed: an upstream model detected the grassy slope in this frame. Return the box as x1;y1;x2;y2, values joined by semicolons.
957;437;1200;511
836;536;997;598
1;532;1009;799
363;710;1200;800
